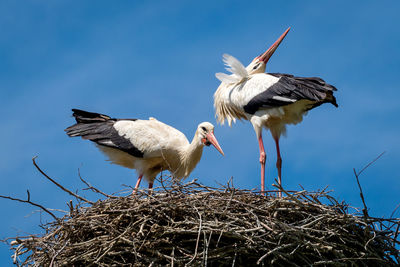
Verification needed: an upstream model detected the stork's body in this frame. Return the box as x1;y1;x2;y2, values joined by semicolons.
214;28;337;195
65;109;224;192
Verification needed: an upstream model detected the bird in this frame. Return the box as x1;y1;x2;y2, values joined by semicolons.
213;27;337;196
65;109;224;193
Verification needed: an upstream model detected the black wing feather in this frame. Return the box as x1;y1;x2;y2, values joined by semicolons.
71;109;113;123
243;73;338;115
65;109;144;158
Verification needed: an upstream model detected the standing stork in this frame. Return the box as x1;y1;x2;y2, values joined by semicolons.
65;109;224;193
213;27;337;196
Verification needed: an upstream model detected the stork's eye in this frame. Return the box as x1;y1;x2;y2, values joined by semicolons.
201;126;207;131
253;64;258;70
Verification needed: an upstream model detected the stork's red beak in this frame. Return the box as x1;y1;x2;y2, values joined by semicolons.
258;27;290;64
206;132;224;156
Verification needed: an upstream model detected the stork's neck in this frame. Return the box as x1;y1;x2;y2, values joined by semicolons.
176;132;204;178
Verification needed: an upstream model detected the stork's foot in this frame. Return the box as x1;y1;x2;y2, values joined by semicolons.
132;174;144;197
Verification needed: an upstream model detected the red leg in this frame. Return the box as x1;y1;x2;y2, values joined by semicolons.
132;174;143;195
273;136;282;198
258;134;266;195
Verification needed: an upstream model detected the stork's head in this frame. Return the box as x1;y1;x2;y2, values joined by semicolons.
246;27;291;75
197;122;224;156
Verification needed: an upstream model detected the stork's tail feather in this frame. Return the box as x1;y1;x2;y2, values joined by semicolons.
320;90;338;108
329;93;339;108
65;122;109;139
65;109;114;138
304;91;338;111
71;109;112;123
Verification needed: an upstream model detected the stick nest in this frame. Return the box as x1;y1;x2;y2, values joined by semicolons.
7;178;400;266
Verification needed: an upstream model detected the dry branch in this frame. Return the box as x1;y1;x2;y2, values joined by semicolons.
32;157;93;204
0;191;58;221
353;152;386;219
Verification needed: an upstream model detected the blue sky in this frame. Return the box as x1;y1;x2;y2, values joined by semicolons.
1;1;399;264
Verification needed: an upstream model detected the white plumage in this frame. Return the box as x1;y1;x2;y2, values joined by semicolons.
65;109;224;192
214;27;338;195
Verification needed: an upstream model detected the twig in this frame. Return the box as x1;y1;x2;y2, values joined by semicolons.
353;168;369;219
186;206;202;266
32;156;93;204
49;241;68;267
78;169;116;199
352;152;385;219
390;202;400;219
0;191;58;221
356;151;386;177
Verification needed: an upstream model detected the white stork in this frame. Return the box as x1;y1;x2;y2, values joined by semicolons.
214;27;337;196
65;109;224;192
